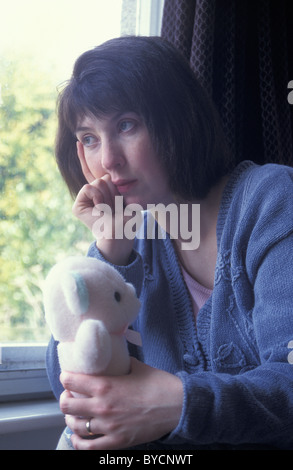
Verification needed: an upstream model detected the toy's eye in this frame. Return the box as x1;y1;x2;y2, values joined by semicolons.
114;291;121;302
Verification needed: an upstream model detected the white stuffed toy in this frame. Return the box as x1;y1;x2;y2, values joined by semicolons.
43;256;140;380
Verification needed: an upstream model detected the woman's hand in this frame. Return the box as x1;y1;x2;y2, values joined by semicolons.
59;358;183;450
72;142;135;265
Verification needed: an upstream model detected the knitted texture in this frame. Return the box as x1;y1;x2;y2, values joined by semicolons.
47;162;293;449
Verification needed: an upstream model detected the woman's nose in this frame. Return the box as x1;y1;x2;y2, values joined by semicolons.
101;138;125;171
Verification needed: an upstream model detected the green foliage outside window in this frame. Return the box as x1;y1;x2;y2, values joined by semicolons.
0;53;93;342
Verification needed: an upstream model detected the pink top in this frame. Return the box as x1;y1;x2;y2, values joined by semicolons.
180;264;213;318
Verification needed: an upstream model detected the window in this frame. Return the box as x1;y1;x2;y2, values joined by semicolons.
0;0;164;400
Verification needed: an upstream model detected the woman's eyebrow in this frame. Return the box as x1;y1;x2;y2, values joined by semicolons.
75;112;138;135
75;126;93;134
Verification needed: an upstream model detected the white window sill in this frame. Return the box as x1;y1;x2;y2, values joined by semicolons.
0;398;64;434
0;344;53;401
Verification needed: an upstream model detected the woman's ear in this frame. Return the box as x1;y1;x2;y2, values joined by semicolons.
76;141;95;183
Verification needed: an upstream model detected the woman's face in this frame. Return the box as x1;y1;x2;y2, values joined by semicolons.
75;111;174;209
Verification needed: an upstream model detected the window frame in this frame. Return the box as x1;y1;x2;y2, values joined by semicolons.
137;0;164;36
0;344;52;401
0;0;164;403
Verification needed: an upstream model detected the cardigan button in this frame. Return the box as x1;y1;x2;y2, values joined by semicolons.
143;264;154;281
183;353;199;366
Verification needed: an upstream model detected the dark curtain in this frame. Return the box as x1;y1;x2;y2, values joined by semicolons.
161;0;293;167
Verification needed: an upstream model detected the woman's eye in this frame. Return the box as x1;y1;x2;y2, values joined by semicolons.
119;120;135;133
81;135;97;147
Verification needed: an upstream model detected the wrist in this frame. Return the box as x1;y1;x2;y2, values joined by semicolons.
96;238;134;266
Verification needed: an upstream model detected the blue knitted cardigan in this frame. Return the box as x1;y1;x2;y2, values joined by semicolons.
46;161;293;449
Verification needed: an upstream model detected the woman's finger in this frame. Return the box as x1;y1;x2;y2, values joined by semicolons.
90;177;115;208
76;141;96;184
60;371;112;398
71;432;126;451
60;394;96;418
101;174;120;202
72;184;104;224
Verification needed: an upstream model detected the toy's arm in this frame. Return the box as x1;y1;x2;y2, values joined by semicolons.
73;319;112;375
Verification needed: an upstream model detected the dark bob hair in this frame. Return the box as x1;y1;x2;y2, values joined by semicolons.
55;35;230;200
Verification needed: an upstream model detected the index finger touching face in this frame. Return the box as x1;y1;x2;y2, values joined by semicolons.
76;141;96;184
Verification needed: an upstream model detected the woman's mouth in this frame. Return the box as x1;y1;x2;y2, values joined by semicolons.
112;179;137;194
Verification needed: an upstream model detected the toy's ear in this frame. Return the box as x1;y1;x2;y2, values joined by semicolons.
63;271;90;316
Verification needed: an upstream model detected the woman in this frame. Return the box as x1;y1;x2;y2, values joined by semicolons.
46;36;293;450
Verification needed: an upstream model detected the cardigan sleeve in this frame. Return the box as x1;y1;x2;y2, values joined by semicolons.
87;242;144;298
46;335;63;400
